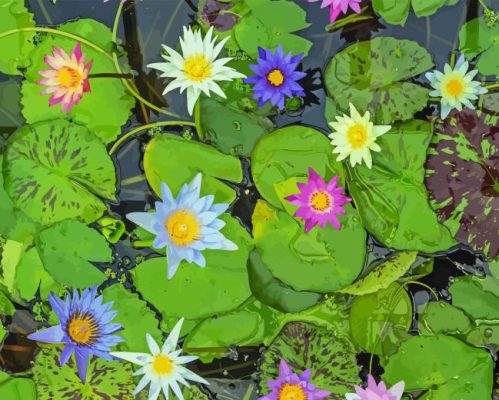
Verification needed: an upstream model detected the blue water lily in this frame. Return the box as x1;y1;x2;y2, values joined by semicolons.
27;286;124;383
127;173;237;279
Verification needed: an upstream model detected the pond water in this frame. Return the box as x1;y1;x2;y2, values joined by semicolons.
1;0;498;399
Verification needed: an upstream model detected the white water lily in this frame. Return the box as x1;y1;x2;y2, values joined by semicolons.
425;54;487;119
110;318;208;400
328;103;391;169
148;26;245;115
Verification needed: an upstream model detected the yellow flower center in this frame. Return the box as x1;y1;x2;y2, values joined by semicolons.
347;123;368;149
278;383;307;400
56;66;83;89
445;78;464;97
267;69;285;87
152;355;174;376
184;53;212;82
67;312;98;345
310;190;333;213
165;210;201;246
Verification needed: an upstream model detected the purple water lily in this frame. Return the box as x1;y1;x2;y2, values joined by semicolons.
28;286;124;383
244;46;306;110
259;359;331;400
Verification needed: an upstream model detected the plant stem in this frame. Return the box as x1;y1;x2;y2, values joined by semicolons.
88;72;133;79
108;120;196;155
112;2;124;44
405;280;439;300
484;82;499;90
478;0;490;11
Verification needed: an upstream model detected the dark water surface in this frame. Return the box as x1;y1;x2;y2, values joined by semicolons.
2;0;498;398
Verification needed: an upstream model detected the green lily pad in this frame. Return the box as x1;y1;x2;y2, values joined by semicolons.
3;119;116;225
0;78;24;136
349;283;412;356
33;346;137;400
0;371;36;400
132;214;253;319
102;284;162;354
459;17;499;76
324;37;432;124
252;200;366;293
372;0;459;26
234;0;312;58
383;335;494;399
347;120;456;253
251;125;344;208
196;96;274;157
0;291;15;316
259;322;361;399
144;133;242;204
247;249;322;313
21;19;134;144
419;301;472;335
36;220;111;288
340;251;418;296
0;0;35;75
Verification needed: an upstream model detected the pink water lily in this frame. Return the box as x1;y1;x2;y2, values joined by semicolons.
308;0;362;23
346;375;405;400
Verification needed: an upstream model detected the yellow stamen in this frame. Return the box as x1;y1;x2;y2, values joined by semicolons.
310;191;332;213
184;53;212;82
165;209;201;246
347;123;368;149
67;312;98;345
267;69;285;87
278;383;307;400
445;78;464;97
56;66;83;89
152;355;174;376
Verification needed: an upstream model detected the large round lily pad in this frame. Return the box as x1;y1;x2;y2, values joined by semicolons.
324;37;432;124
3;119;116;225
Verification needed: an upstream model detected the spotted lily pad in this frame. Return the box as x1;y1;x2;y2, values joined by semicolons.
425;109;499;258
21;19;135;144
324;37;433;124
348;120;456;253
259;322;361;399
32;346;137;400
3;119;116;225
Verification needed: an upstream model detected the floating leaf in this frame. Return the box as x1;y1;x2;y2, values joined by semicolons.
349;283;412;356
383;335;494;399
0;0;35;75
3;119;116;225
144;133;242;204
340;251;417;295
102;284;162;353
372;0;459;26
324;37;432;124
259;322;361;399
459;17;499;76
196;96;273;157
251;125;344;208
0;78;24;136
132;215;253;319
36;220;111;288
252;200;366;293
21;19;134;144
234;0;312;58
425;109;498;258
33;346;136;400
0;291;15;316
348;120;456;253
0;371;36;400
97;217;126;244
419;301;472;335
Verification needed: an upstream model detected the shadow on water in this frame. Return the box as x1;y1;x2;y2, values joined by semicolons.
2;0;498;397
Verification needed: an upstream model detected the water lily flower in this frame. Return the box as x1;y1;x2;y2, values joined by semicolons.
285;168;351;233
111;318;208;400
425;54;488;119
126;173;237;279
346;374;405;400
328;103;391;169
28;286;123;383
308;0;362;23
259;359;331;400
244;46;306;110
148;26;245;115
37;43;93;113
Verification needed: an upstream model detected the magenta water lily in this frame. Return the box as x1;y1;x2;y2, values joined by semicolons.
259;359;330;400
346;374;405;400
308;0;361;23
286;168;351;233
244;46;306;110
27;286;123;383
